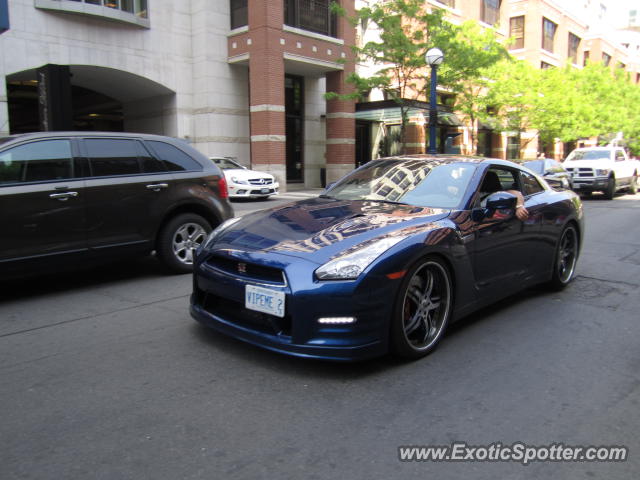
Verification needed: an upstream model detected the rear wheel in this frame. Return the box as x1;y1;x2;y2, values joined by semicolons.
547;224;579;290
390;257;453;359
157;213;212;273
604;176;616;200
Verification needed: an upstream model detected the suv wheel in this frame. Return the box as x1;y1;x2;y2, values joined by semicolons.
157;213;212;273
604;177;616;200
629;174;638;195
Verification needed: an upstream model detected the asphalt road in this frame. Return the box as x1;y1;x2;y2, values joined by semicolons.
1;192;639;480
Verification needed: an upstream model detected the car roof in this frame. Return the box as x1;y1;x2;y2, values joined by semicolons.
2;131;183;141
377;154;521;169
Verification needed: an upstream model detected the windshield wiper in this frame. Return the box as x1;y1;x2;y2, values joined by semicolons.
362;198;410;206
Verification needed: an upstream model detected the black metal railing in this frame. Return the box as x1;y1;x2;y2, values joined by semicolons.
285;0;338;38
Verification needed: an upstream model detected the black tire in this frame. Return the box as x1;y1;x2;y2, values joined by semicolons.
157;213;212;273
390;257;453;359
628;175;638;195
547;224;579;291
604;176;616;200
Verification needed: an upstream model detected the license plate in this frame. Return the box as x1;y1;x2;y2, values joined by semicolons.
245;285;285;318
260;188;270;194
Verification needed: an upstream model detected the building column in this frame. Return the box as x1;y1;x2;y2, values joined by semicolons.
0;75;8;136
325;70;356;183
248;0;286;189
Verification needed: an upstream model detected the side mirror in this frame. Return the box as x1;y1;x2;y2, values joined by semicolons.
472;192;518;222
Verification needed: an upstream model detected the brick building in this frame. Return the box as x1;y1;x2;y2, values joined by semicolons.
0;0;357;189
355;0;640;161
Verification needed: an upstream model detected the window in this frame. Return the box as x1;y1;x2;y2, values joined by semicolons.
615;150;626;162
0;140;73;185
85;139;142;177
284;0;338;38
509;16;524;49
52;0;148;18
583;50;590;66
568;33;581;63
230;0;248;29
542;18;557;53
636;73;640;84
602;52;611;66
437;0;455;7
541;61;553;69
481;0;500;26
617;62;626;70
521;171;544;196
146;141;202;172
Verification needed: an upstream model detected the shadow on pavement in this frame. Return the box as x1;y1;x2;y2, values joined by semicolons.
0;255;174;302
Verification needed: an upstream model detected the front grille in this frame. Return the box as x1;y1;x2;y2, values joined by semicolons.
204;255;286;285
566;167;594;177
201;292;292;337
248;178;273;186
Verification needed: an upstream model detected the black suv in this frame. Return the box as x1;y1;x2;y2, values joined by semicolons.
0;132;234;277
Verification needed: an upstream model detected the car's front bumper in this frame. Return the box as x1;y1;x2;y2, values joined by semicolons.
228;183;279;198
190;252;391;361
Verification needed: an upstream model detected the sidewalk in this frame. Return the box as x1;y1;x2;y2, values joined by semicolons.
278;184;325;199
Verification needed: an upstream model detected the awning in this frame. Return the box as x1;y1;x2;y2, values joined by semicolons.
355;99;463;126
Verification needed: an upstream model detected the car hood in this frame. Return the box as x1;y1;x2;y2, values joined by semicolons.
224;168;274;180
564;159;612;169
208;197;450;264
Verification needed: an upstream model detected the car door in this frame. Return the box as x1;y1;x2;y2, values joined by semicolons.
470;166;540;297
80;137;174;251
0;137;86;269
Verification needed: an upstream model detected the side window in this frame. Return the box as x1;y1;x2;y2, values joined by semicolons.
0;140;73;185
521;171;544;196
137;143;166;173
146;140;202;172
85;139;142;177
615;150;626;162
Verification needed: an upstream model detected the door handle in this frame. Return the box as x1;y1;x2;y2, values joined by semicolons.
146;183;169;191
49;191;78;201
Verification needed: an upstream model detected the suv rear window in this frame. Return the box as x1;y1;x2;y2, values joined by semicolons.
85;138;143;177
0;139;73;184
146;140;201;171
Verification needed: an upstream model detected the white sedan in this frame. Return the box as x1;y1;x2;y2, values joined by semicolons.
211;157;279;199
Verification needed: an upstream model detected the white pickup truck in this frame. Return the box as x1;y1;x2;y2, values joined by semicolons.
563;146;639;199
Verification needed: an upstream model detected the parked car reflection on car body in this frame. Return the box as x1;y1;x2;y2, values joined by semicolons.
191;154;584;362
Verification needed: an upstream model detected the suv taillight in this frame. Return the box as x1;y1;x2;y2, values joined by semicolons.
218;175;229;199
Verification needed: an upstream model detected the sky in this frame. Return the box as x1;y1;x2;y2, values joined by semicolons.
560;0;639;28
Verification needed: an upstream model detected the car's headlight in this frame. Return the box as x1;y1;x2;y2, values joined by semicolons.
596;169;610;176
200;217;242;251
231;176;249;185
315;236;408;280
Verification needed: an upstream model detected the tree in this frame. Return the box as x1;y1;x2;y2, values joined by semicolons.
328;0;507;154
481;60;543;158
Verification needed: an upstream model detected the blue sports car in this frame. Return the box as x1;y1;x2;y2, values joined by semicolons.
190;155;584;361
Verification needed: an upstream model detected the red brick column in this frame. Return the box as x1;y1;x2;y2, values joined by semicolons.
248;0;286;187
325;2;357;183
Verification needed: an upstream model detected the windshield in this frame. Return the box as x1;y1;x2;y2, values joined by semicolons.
523;160;544;174
566;150;611;161
325;159;477;209
212;158;244;170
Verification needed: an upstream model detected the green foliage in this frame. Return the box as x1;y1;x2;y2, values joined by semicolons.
327;0;508;153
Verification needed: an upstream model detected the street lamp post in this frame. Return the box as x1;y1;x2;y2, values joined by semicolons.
425;48;444;154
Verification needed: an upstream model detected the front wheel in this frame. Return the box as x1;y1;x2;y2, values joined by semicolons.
157;213;212;273
604;177;616;200
390;257;453;359
547;224;579;290
628;175;638;195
